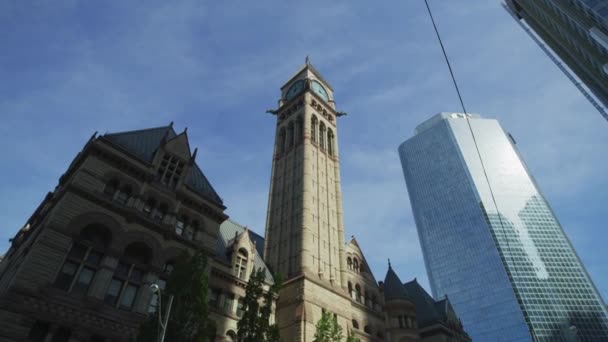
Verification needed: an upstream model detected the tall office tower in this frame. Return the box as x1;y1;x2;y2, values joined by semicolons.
505;0;608;121
263;60;384;341
398;112;608;341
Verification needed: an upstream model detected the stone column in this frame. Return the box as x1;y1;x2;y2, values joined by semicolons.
88;255;118;300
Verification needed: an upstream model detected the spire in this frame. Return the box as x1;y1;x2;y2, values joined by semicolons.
305;55;311;65
388;258;392;270
169;121;174;128
384;265;410;301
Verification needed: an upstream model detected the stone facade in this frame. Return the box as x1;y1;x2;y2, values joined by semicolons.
0;61;470;342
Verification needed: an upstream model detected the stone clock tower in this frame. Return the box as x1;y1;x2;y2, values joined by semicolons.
264;59;352;340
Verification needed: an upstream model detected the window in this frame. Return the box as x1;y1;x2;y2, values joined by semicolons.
209;288;221;308
175;215;198;241
143;198;156;215
327;129;335;156
352;319;359;329
147;278;167;314
347;257;352;270
353;258;359;273
223;294;234;314
287;121;295;150
355;284;362;303
319;122;326;150
105;243;151;311
311;116;318;144
153;203;168;222
234;249;248;279
157;154;185;188
237;298;245;317
348;282;353;299
141;197;168;223
296;116;304;143
54;225;109;295
28;321;50;342
104;179;132;206
364;325;372;334
278;128;286;154
398;315;406;328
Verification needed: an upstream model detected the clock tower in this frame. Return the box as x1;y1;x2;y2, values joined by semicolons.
264;59;352;340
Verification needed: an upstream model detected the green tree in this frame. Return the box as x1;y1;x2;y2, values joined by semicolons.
346;331;361;342
135;251;213;342
237;268;282;342
313;310;343;342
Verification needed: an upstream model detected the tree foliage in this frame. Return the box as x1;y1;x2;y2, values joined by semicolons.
237;268;283;342
135;251;213;342
313;310;343;342
346;331;361;342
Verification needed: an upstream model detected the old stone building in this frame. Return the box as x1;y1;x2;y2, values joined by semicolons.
0;60;469;342
0;125;274;341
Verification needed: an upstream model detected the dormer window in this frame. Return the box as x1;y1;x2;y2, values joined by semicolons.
157;154;185;188
234;248;248;279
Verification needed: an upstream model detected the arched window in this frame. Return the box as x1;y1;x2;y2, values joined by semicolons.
234;248;248;279
114;185;132;206
352;319;359;330
311;116;318;144
54;225;110;295
278;128;286;154
105;242;151;310
364;325;372;334
226;330;237;341
153;203;168;222
296;116;304;143
175;214;198;240
347;257;352;270
142;198;156;216
327;129;335;156
353;258;359;273
319;122;326;150
355;284;362;303
348;282;353;299
365;291;370;307
287;121;295;150
104;179;132;206
104;179;119;196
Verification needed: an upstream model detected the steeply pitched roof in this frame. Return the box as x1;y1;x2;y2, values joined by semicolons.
383;265;410;301
216;219;273;284
403;279;443;327
102;124;223;206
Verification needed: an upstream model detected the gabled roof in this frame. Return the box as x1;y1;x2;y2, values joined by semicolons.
434;297;459;323
383;264;410;301
102;124;223;206
346;237;378;283
216;219;273;284
403;279;443;327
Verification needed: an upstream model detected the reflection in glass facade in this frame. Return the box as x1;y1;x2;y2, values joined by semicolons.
398;113;608;341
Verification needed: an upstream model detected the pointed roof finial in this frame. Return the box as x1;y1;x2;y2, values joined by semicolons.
183;127;188;134
388;258;392;269
305;55;311;65
191;147;198;160
169;121;174;128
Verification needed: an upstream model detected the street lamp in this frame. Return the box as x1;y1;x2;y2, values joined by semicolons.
150;283;174;342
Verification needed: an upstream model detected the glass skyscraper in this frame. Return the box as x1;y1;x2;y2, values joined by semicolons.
398;113;608;341
505;0;608;122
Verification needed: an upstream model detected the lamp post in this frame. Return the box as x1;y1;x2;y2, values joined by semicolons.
150;283;174;342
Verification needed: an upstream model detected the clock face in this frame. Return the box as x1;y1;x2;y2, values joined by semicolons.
311;80;329;101
285;80;305;101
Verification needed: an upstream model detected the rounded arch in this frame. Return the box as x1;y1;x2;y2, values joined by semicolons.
355;284;362;303
348;281;353;298
319;122;326;150
327;128;335;156
101;171;141;194
347;257;352;270
226;330;237;341
123;242;152;265
65;212;125;246
140;189;176;213
353;258;360;272
352;319;359;330
364;325;372;334
115;231;163;266
311;115;318;143
78;224;112;250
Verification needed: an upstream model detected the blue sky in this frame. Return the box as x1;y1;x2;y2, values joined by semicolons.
1;1;607;301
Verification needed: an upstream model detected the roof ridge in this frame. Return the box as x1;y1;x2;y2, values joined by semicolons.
104;124;175;137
